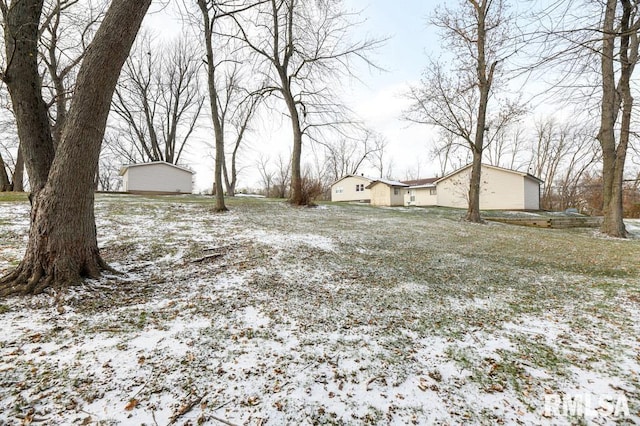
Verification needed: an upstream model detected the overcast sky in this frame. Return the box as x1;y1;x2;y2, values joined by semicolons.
143;1;446;192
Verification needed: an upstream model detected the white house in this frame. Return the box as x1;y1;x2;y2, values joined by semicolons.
330;174;375;202
119;161;194;194
403;178;439;207
361;164;542;210
366;179;409;207
434;164;542;210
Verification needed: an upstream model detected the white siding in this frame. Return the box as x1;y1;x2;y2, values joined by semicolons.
523;177;541;210
478;167;525;210
436;169;471;209
331;176;372;202
370;183;391;206
370;183;404;206
389;186;405;206
122;163;193;194
405;187;438;206
435;165;541;210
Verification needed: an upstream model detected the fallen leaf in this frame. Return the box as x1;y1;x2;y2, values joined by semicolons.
125;399;138;411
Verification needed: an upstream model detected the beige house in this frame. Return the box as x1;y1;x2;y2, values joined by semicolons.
120;161;194;194
403;178;439;207
330;174;374;202
366;179;409;207
333;164;542;210
434;164;542;210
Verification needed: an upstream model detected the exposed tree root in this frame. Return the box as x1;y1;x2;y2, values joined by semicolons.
0;265;49;297
0;254;116;298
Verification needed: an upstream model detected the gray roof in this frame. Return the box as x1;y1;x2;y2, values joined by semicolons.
366;178;409;189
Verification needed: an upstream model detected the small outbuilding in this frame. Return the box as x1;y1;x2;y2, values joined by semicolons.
366;179;409;207
119;161;194;195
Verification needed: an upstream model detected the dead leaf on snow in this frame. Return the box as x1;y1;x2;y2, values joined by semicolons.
486;383;504;393
418;377;429;391
125;398;139;411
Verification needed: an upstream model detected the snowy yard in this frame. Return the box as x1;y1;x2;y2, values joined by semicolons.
1;194;639;425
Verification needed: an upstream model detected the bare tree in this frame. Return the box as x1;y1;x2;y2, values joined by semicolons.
0;150;10;191
273;152;291;199
530;0;640;236
1;0;56;194
111;34;204;166
0;0;151;296
597;0;639;237
368;133;393;179
403;162;423;182
254;152;291;198
484;124;526;170
256;154;274;197
406;0;525;222
194;0;260;212
96;144;122;192
0;89;17;191
226;0;381;205
222;85;261;196
429;130;471;177
40;0;105;147
527;117;599;210
324;131;385;183
0;0;105;192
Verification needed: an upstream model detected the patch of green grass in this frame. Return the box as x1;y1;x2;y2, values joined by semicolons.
0;192;29;202
511;336;570;377
2;194;639;425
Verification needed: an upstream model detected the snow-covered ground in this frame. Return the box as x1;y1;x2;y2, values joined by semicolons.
1;195;639;425
625;219;640;237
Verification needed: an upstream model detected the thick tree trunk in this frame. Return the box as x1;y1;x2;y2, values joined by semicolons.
601;86;631;237
464;0;493;223
281;83;304;205
466;152;483;222
3;0;56;194
222;158;235;197
12;146;24;192
289;122;303;205
213;132;227;211
597;0;630;238
197;0;227;212
0;153;11;191
1;0;151;296
224;134;245;197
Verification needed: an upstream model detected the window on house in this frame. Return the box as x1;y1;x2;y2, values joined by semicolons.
356;184;364;192
430;188;437;195
335;187;343;194
394;188;399;196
